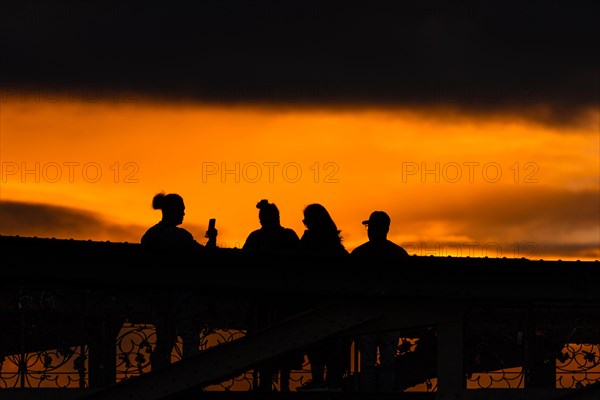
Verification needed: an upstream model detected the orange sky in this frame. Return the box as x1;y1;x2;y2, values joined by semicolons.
1;97;598;260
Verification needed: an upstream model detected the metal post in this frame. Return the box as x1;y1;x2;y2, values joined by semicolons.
436;320;464;400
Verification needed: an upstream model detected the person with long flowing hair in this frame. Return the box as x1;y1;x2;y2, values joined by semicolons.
297;203;350;391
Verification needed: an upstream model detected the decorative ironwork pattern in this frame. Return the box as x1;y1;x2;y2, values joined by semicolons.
467;368;524;389
557;343;600;389
396;337;438;392
115;323;258;390
0;347;86;388
0;288;89;389
115;323;153;381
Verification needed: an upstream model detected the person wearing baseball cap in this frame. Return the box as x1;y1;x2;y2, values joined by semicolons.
351;210;409;392
353;211;409;256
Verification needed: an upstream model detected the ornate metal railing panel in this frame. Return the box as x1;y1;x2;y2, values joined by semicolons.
115;323;255;390
0;346;86;389
557;343;600;389
1;304;599;393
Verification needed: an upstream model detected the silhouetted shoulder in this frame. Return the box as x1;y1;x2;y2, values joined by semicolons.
299;230;348;255
242;226;300;254
351;240;409;257
282;227;301;242
141;221;203;253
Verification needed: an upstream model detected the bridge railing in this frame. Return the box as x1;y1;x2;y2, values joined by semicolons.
1;235;599;399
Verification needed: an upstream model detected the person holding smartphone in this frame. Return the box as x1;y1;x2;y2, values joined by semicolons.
141;191;218;370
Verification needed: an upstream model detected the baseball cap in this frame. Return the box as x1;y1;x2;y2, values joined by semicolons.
362;211;391;227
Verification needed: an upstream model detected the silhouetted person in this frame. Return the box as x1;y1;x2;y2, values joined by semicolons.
351;211;408;257
141;192;218;371
351;211;408;392
297;203;350;391
299;203;347;255
243;199;300;255
242;199;302;391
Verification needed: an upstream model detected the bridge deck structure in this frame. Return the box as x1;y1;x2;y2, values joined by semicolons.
1;235;599;400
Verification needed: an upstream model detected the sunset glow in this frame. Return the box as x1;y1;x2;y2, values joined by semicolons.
1;97;597;261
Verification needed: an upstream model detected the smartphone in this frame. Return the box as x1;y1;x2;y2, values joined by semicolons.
205;218;217;239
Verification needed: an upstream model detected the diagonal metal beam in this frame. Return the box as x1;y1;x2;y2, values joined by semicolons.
78;300;383;400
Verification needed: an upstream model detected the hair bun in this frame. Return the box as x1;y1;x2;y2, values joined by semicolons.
256;199;270;210
152;192;166;210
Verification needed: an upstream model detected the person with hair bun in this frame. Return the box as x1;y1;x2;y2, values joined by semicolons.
142;192;217;252
141;191;218;371
242;199;301;391
242;199;299;254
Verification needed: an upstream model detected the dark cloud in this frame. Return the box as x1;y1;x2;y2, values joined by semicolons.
0;200;145;243
1;1;598;126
